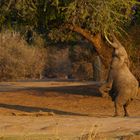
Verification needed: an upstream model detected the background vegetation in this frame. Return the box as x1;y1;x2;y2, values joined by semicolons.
0;0;140;82
0;31;47;80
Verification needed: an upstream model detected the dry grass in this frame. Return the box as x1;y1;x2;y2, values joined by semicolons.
0;31;47;81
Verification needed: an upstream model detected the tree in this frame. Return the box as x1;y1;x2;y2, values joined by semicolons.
53;0;138;66
0;0;139;62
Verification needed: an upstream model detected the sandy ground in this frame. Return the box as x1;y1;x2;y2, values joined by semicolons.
0;80;140;139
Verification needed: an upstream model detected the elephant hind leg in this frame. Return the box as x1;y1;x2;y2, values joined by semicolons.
114;102;119;117
123;101;131;117
114;100;124;117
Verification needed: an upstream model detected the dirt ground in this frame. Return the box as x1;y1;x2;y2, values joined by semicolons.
0;80;140;140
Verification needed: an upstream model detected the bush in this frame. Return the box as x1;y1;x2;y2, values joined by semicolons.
125;25;140;83
0;31;47;81
71;61;93;80
69;43;101;80
46;47;71;79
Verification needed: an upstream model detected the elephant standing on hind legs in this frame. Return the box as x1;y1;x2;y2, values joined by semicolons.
99;34;139;117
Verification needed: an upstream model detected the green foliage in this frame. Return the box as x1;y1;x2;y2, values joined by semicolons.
0;0;137;34
134;5;140;24
14;0;63;30
46;0;139;40
60;0;138;34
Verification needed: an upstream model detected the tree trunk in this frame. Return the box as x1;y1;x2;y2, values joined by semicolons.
65;24;112;68
92;56;103;81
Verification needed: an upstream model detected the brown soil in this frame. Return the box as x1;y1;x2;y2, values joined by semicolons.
0;80;140;139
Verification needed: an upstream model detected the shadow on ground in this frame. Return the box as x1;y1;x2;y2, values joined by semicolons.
0;82;102;97
25;85;102;97
0;103;88;116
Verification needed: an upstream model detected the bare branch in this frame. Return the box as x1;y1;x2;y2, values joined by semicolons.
6;0;13;11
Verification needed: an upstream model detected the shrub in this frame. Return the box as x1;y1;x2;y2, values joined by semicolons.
125;25;140;83
0;31;47;81
71;61;93;80
46;47;71;79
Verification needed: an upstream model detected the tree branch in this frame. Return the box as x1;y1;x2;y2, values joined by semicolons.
6;0;13;11
64;24;107;65
65;24;102;51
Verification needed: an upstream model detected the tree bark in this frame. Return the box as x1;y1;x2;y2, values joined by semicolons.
65;24;101;53
65;24;112;68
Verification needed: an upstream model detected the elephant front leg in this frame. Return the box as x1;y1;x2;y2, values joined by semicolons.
99;81;112;98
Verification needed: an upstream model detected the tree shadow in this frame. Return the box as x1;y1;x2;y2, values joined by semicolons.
0;103;88;116
0;83;102;97
27;84;102;97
